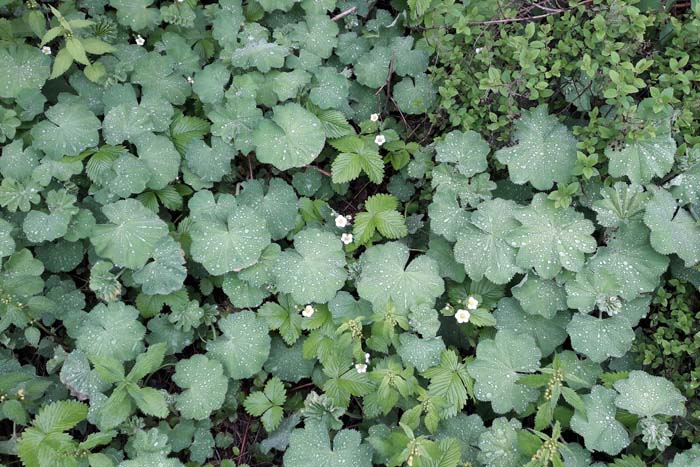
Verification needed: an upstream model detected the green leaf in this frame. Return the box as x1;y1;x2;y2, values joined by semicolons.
190;203;270;276
353;194;408;243
192;62;231;104
134;133;181;190
330;136;384;184
253;103;326;170
566;314;635;363
494;104;577;190
310;67;349;110
506;193;596;279
477;417;524;467
512;275;567;319
570;385;630;455
76;302;146;362
127;385;168;418
109;0;159;30
173;355;228;420
244;377;287;431
208;95;262;154
644;187;700;266
91;199;169;270
207;310;271;379
184;137;236;183
284;420;372;467
30;103;100;159
435;130;489;177
127;343;166;382
454;198;522;284
358;241;444;312
272;228;347;304
613;370;686;418
393;74;437;115
133;235;187;295
0;45;51;99
592;182;649;228
237;178;299;240
467;330;541;414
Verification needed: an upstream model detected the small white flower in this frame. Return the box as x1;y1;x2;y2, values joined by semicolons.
40;46;51;55
186;76;194;84
355;363;367;374
467;296;479;310
335;214;349;228
301;305;315;318
364;352;370;363
341;233;353;245
475;47;484;54
346;214;352;221
455;309;471;324
374;134;386;146
177;0;184;2
370;113;380;122
135;35;145;46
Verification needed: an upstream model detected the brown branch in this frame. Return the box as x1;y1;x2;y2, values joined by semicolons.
465;0;593;25
307;165;332;177
331;6;356;21
236;415;252;466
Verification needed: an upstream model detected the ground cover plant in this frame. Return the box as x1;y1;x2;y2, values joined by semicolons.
0;0;699;466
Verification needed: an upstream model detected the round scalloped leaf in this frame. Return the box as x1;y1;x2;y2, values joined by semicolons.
428;189;469;243
592;182;649;228
393;74;436;115
192;62;231;105
0;45;51;99
237;178;299;240
264;336;315;383
467;330;541;414
173;355;228;420
357;241;444;312
454;198;522;284
0;218;15;258
184;137;236;183
284;420;372;467
30;103;100;159
670;445;700;467
132;235;187;295
190;204;270;276
644;187;700;267
494;298;570;357
396;334;445;372
477;418;524;467
91;199;169;270
613;370;686;418
207;310;271;379
134;133;181;190
511;275;567;319
506;193;596;279
570;385;630;455
272;228;347;304
494;104;577;190
75;302;146;362
435;130;489;177
252;103;325;170
566;314;634;363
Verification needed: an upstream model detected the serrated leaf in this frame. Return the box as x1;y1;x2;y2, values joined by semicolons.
613;370;686;418
435;130;489;177
207;310;271;379
570;385;630;455
173;355;228;420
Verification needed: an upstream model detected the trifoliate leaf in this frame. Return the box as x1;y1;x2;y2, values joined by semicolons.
357;241;444;312
506;193;596;279
467;330;541;414
330;135;384;184
284;420;372;467
259;296;303;345
272;228;347;304
644;187;700;266
133;235;187;295
207;310;271;379
253;103;326;170
494;298;570;357
494;104;577;190
30;103;100;159
244;377;287;431
435;130;489;177
570;385;630;455
353;194;408;243
91;199;169;270
76;302;145;362
173;355;228;420
454;198;522;284
592;182;649;228
613;370;686;418
0;45;51;99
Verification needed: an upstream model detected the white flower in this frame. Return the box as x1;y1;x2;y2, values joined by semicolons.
341;233;353;245
455;309;471;324
364;352;370;363
40;46;51;55
346;214;352;221
467;296;479;310
374;134;386;146
335;214;349;228
301;305;315;318
370;113;380;122
355;363;367;374
135;35;145;46
475;47;484;54
186;76;194;84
